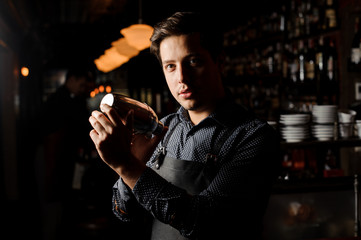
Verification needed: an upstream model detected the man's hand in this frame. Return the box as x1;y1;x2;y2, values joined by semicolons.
89;104;166;188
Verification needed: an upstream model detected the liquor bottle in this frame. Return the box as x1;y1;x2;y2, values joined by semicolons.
305;38;316;82
282;44;292;79
297;2;306;37
305;0;312;35
310;1;320;35
100;93;164;136
288;0;297;39
325;38;337;81
289;44;299;83
274;42;283;73
315;36;326;103
350;17;361;66
315;36;325;77
323;148;344;177
298;40;306;82
279;4;286;32
324;0;338;29
266;45;275;74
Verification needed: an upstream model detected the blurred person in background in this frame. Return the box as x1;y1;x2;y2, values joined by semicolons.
39;67;95;239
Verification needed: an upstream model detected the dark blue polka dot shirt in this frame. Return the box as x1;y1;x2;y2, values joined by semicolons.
112;97;280;239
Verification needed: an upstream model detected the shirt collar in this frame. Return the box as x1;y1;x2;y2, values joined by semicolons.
176;96;248;128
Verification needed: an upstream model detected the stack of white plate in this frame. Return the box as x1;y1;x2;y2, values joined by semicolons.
311;124;335;141
279;114;311;142
311;105;337;141
312;105;337;124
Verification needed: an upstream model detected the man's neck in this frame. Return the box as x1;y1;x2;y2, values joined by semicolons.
188;109;213;126
187;90;226;126
188;97;224;125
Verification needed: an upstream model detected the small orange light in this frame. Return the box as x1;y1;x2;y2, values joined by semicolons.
21;67;29;77
105;86;112;93
90;91;96;98
94;88;99;94
99;85;105;93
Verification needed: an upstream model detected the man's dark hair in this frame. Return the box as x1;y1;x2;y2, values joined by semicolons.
150;12;223;63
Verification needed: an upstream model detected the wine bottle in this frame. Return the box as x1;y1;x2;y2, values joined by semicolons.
315;36;325;76
298;40;306;82
325;38;337;81
324;0;338;29
266;45;275;74
351;17;361;65
315;36;326;103
100;93;164;136
289;44;299;83
305;38;316;82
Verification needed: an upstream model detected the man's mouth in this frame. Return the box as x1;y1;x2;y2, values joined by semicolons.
179;89;193;99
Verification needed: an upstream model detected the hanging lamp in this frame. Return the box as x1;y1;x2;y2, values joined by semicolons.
94;0;153;72
94;47;130;73
120;24;153;51
111;38;139;58
120;0;153;51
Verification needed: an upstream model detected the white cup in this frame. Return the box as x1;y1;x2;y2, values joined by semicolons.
338;109;356;123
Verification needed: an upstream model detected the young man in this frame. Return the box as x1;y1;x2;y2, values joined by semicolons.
89;12;279;239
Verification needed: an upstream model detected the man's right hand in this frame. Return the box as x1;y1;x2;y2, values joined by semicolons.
89;104;167;189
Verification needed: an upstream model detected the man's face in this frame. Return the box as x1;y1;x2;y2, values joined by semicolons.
159;34;224;112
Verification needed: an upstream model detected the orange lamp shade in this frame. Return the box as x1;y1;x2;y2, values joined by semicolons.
120;24;154;51
111;38;139;58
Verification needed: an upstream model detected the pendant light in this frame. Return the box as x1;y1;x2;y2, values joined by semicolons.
120;0;153;51
94;47;130;73
111;38;139;58
120;24;153;51
94;0;153;72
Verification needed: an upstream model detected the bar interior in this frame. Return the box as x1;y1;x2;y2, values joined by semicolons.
1;0;361;239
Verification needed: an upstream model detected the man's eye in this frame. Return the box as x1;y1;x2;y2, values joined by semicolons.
189;58;200;66
165;64;175;71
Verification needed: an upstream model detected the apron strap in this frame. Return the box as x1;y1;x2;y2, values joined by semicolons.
162;121;181;148
154;121;180;169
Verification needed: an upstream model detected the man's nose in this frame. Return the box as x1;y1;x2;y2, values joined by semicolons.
176;65;188;84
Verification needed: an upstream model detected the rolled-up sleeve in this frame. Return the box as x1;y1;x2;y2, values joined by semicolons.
112;178;133;222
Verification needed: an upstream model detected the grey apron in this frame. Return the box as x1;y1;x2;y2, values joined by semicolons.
150;123;233;240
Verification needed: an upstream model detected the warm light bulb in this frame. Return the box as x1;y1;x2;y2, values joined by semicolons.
21;67;29;77
99;85;105;93
106;86;112;93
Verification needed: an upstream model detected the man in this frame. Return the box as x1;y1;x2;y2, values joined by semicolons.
89;12;279;239
41;67;95;239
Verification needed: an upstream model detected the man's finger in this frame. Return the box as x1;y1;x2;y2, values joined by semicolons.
100;103;123;127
